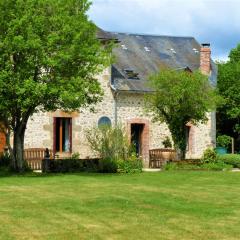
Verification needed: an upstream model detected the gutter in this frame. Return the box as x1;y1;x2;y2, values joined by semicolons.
110;84;119;126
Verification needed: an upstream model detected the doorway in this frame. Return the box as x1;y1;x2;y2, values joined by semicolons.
131;124;144;157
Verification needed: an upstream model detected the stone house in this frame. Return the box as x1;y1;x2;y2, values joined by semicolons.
3;30;217;166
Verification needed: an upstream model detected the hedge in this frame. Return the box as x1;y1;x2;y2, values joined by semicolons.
217;154;240;168
42;158;99;173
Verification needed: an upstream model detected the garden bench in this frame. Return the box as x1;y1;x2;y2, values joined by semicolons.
149;148;176;168
24;148;53;170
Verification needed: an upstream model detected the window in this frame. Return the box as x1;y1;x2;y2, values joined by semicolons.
54;118;72;153
98;117;111;127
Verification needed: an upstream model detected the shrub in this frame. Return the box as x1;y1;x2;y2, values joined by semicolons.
163;162;200;171
216;135;232;148
86;125;131;161
98;158;117;173
86;125;142;173
43;159;99;173
217;154;240;168
0;153;11;167
201;148;217;163
117;155;143;173
201;161;232;171
163;159;232;171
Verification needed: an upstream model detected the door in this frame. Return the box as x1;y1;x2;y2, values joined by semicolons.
131;124;144;156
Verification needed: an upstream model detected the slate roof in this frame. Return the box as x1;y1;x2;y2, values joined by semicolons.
98;30;217;92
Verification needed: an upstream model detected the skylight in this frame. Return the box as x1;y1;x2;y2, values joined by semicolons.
169;48;176;54
144;47;150;52
121;44;128;50
123;69;139;80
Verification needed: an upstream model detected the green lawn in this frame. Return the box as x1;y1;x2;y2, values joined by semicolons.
0;171;240;240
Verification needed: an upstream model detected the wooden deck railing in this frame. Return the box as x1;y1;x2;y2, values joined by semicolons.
24;148;53;170
149;149;176;168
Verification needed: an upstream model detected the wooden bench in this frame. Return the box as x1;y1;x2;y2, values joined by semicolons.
24;148;53;170
149;149;176;168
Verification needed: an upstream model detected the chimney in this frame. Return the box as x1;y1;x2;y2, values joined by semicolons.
200;43;211;75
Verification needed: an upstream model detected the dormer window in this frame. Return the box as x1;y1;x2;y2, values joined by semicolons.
123;69;139;80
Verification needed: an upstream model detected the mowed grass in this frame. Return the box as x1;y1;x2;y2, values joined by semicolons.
1;172;240;240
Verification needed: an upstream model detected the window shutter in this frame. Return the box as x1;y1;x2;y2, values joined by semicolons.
53;117;57;155
69;118;72;153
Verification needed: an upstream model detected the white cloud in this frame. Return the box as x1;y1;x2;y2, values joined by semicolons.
89;0;240;60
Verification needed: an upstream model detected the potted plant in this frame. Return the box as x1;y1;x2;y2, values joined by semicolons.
162;136;172;149
161;136;175;161
216;135;231;154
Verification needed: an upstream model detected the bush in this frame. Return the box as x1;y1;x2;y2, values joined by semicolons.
217;154;240;168
86;125;130;161
216;135;232;148
163;159;232;171
201;161;232;171
117;155;143;173
163;162;200;171
98;158;117;173
0;153;11;167
86;125;142;173
43;158;99;173
201;148;217;164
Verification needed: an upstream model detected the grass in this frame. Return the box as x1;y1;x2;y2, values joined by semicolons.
0;171;240;240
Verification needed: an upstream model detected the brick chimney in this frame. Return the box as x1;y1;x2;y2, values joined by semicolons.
200;43;211;75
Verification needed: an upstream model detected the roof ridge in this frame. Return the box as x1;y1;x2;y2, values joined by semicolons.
107;31;195;39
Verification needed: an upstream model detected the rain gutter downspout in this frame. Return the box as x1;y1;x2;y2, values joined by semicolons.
110;84;119;126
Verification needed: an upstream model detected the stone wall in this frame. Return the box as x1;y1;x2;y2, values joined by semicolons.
24;67;216;163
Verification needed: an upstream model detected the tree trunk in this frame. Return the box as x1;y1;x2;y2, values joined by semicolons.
176;148;186;160
13;124;26;172
5;129;16;169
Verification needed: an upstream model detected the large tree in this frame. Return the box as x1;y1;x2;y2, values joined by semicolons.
0;0;112;171
217;44;240;139
145;69;218;159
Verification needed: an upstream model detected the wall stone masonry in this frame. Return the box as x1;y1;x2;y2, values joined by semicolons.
24;67;216;163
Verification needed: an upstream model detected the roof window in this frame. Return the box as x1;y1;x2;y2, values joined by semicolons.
144;46;150;52
121;44;128;50
123;69;139;80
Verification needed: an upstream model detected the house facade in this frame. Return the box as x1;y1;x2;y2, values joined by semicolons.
20;30;217;166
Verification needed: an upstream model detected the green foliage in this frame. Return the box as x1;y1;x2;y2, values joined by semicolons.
45;158;99;173
86;125;143;173
217;154;240;168
0;0;112;171
201;161;232;171
217;44;240;135
0;153;11;167
117;154;143;173
162;136;172;148
98;158;118;173
145;68;218;159
201;148;217;163
163;162;200;171
216;135;232;148
164;154;232;171
86;125;131;161
71;152;80;160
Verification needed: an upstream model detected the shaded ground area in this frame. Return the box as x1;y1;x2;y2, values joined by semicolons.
0;172;240;240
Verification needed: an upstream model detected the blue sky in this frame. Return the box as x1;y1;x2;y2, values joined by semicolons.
88;0;240;61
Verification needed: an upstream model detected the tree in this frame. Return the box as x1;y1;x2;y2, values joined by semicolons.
145;69;217;159
0;0;112;171
217;44;240;139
